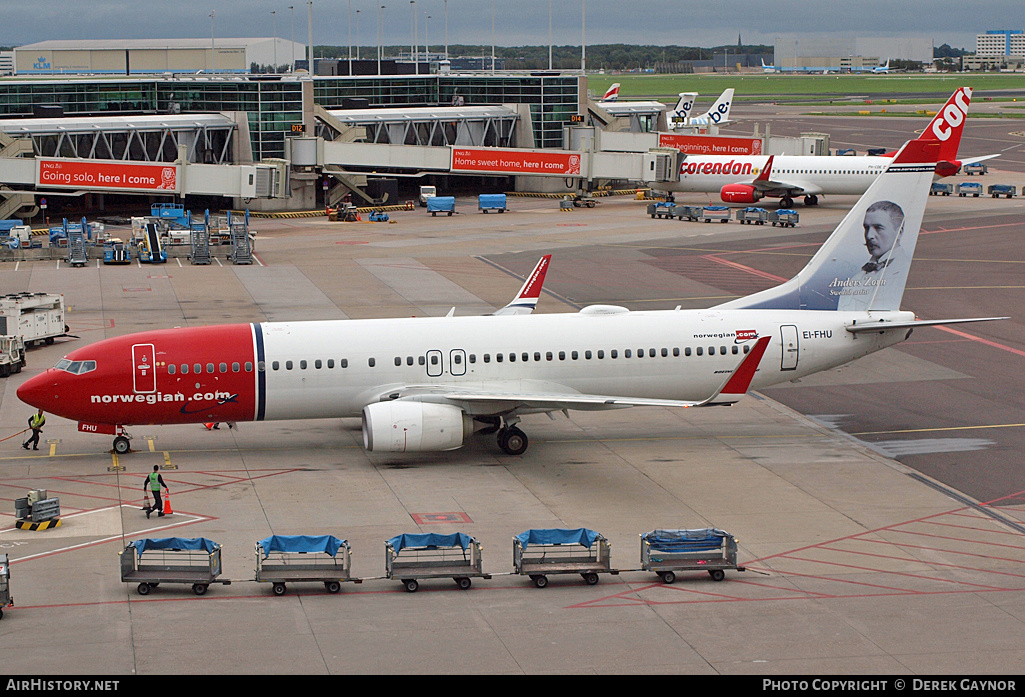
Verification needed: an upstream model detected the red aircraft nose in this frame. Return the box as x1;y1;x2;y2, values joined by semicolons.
17;371;61;412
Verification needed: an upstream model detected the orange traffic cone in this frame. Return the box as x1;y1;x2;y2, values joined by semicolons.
163;492;172;515
204;423;214;430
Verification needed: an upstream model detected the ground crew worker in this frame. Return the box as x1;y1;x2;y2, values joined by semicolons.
22;409;45;451
143;465;169;519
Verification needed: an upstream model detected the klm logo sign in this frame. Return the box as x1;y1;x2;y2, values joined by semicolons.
33;56;51;70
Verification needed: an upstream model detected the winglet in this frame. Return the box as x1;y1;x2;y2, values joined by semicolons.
697;335;771;406
491;255;552;316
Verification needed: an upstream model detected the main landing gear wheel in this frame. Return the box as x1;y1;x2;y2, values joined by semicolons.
804;195;819;206
497;426;528;455
112;436;131;454
779;196;794;209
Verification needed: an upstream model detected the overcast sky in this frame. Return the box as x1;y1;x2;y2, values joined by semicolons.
1;0;1015;50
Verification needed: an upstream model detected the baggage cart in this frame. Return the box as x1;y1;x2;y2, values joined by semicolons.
675;205;703;222
988;184;1016;199
119;537;231;596
255;535;360;596
736;206;769;224
646;202;676;219
513;528;617;588
385;532;490;592
963;163;988;175
0;554;11;619
701;205;731;223
640;528;744;584
930;182;953;196
957;182;982;198
768;209;799;227
478;193;507;213
427;196;456;216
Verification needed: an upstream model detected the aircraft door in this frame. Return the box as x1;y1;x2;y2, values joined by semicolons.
780;325;799;371
450;349;466;376
132;343;157;393
426;350;443;377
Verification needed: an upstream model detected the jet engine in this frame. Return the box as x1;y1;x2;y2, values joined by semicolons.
362;401;473;452
720;184;761;203
934;160;962;178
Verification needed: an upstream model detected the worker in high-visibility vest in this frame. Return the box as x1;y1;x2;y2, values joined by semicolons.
142;465;169;519
22;409;45;451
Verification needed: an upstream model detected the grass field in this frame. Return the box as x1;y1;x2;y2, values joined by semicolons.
587;73;1025;103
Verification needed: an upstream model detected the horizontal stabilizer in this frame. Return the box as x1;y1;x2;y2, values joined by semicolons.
846;316;1009;334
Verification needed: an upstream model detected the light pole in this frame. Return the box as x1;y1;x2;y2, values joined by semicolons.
409;0;417;76
378;4;384;75
289;5;295;71
424;13;430;66
347;0;352;74
548;0;552;70
491;0;495;74
444;0;448;61
209;11;216;74
356;9;360;60
581;0;586;74
306;0;313;74
271;10;278;73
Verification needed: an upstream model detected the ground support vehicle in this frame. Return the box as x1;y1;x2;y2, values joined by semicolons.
0;335;26;377
640;528;744;584
102;239;131;264
255;535;361;596
930;182;953;196
701;206;731;223
14;489;60;529
385;532;489;592
151;203;191;230
513;528;617;588
479;193;507;213
427;196;456;217
227;210;253;265
418;185;437;207
964;163;988;175
190;214;211;265
120;538;231;596
368;210;390;222
737;207;769;224
571;193;598;208
988;184;1016;198
0;292;67;346
768;209;799;227
957;182;982;197
647;202;676;219
0;554;11;619
674;205;703;221
559;198;574;211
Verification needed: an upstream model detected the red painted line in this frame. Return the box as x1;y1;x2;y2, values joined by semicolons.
702;254;789;283
819;545;1025;581
930;325;1025;359
856;537;1025;566
877;527;1025;553
921;518;1025;538
783;554;1007;591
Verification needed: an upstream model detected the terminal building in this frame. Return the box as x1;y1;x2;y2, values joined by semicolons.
964;30;1025;69
772;34;933;70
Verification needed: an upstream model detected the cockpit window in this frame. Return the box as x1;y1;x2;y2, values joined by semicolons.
54;359;96;375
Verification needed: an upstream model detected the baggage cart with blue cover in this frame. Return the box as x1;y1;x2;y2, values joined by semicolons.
640;528;744;584
768;209;799;227
0;554;11;619
427;196;456;216
478;193;507;213
646;201;676;219
736;206;769;224
385;532;489;592
964;162;988;175
513;528;617;588
256;535;360;596
988;184;1016;199
930;182;953;196
957;182;982;197
119;537;231;596
701;205;731;223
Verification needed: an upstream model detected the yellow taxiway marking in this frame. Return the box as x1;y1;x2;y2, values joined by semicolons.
108;452;125;472
163;451;176;470
853;423;1025;437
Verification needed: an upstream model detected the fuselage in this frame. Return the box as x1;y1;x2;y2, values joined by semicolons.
17;308;914;428
664;154;892;197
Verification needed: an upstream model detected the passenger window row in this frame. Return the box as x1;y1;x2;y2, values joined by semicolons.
167;362;253;375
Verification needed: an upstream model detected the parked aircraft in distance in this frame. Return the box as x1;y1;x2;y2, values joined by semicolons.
17;138;1004;456
600;83;620;101
669;89;734;127
660;87;998;208
761;58;891;74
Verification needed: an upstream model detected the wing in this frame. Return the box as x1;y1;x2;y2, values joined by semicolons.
366;336;771;416
490;255;551;316
745;155;817;195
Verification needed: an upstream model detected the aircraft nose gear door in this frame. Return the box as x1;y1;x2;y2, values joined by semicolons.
780;325;799;371
450;349;466;376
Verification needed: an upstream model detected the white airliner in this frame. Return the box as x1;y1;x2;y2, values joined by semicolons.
661;87;997;207
17;139;1003;457
761;59;890;74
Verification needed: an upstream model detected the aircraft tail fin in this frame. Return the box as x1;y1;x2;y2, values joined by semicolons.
700;88;734;125
670;92;697;125
714;139;940;312
914;87;972;164
601;83;620;101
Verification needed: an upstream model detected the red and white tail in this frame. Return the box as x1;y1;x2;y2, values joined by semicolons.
601;83;620;101
492;255;551;316
914;87;972;174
